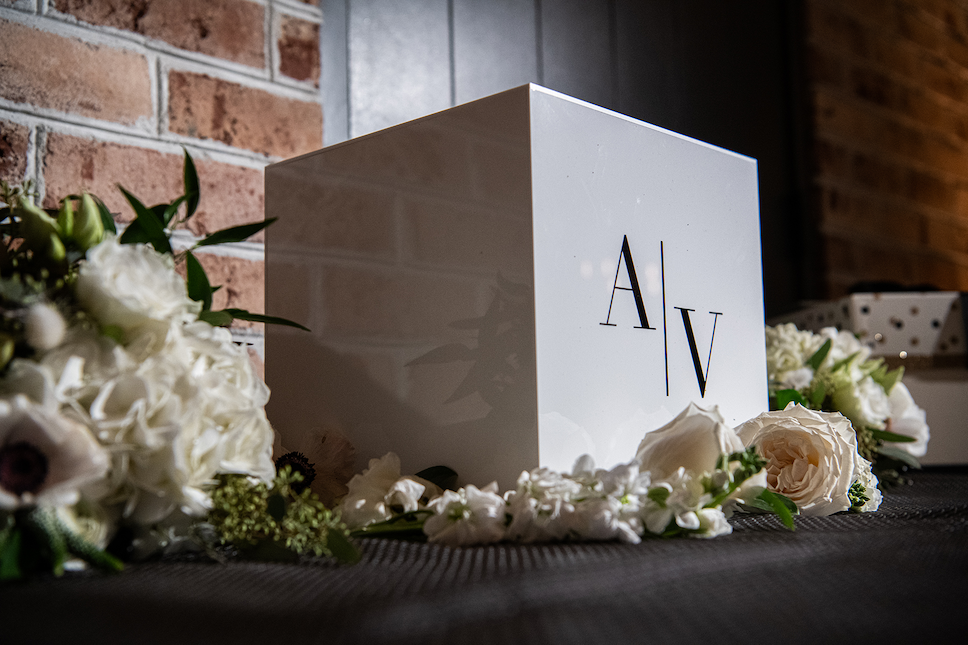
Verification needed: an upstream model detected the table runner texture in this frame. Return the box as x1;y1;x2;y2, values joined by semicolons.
4;468;966;644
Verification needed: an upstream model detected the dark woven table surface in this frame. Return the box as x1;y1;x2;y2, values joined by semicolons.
4;467;967;644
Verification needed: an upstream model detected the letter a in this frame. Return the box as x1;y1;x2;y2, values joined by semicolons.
674;308;722;397
600;235;655;329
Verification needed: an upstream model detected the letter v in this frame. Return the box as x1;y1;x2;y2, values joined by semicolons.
674;308;722;397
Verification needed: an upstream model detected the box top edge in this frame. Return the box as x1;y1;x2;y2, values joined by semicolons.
527;84;757;165
267;85;533;170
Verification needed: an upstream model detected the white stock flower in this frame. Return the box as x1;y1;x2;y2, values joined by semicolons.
693;508;732;538
0;395;109;510
76;237;201;335
423;483;506;547
505;466;582;542
886;382;929;458
853;456;882;513
765;323;823;390
737;404;858;516
635;402;745;480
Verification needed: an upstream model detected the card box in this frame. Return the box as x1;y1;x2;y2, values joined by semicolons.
265;85;767;488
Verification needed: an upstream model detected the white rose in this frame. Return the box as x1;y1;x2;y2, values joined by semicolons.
0;395;110;510
885;382;929;458
76;236;201;335
635;402;745;480
737;404;858;516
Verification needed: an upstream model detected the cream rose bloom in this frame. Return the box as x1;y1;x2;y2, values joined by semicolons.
76;237;201;335
737;404;859;516
636;402;745;479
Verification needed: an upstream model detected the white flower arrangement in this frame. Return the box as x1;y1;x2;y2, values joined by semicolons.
765;323;929;480
0;157;328;579
0;161;928;578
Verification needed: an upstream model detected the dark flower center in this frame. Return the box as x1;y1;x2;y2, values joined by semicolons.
0;440;49;496
274;451;316;494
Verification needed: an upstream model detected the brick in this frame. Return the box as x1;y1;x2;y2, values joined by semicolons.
917;56;968;103
0;18;151;124
912;0;968;42
182;252;265;329
42;133;266;239
850;66;895;108
918;255;968;290
896;86;968;142
0;120;29;184
850;152;907;197
813;138;850;177
805;44;846;87
167;71;322;158
52;0;264;68
818;186;924;243
896;5;945;54
278;15;320;84
805;2;870;58
925;215;968;253
247;347;265;382
905;168;960;210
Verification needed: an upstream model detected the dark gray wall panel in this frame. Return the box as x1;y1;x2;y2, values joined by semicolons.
348;0;452;138
322;0;350;145
453;0;539;104
540;0;613;108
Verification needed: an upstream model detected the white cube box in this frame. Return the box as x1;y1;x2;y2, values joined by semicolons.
265;84;767;488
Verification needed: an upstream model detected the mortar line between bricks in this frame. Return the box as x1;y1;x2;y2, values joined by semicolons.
0;106;276;169
266;1;276;84
0;7;320;101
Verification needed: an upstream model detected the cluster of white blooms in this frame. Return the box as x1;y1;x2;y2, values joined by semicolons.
341;404;767;546
0;237;275;536
765;323;928;458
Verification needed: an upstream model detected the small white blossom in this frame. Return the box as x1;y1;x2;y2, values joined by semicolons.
424;483;506;547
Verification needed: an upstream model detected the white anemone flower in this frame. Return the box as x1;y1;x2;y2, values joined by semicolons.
0;395;109;510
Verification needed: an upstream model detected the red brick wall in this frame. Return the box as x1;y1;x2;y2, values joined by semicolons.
804;0;968;295
0;0;324;366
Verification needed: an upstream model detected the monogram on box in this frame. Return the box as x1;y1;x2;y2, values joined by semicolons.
265;84;767;488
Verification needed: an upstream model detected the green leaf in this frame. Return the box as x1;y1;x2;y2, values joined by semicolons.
221;309;310;331
158;196;186;226
92;195;117;235
326;530;362;565
118;186;172;254
414;465;459;491
870;429;917;443
183;149;200;221
775;388;808;410
831;350;861;373
184;251;213;310
757;489;797;530
805;338;831;370
0;527;22;581
198;310;234;327
875;445;922;469
195;218;277;247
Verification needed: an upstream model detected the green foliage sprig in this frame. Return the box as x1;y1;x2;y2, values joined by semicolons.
208;466;360;564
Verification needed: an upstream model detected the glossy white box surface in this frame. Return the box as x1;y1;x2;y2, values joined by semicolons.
265;85;768;488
